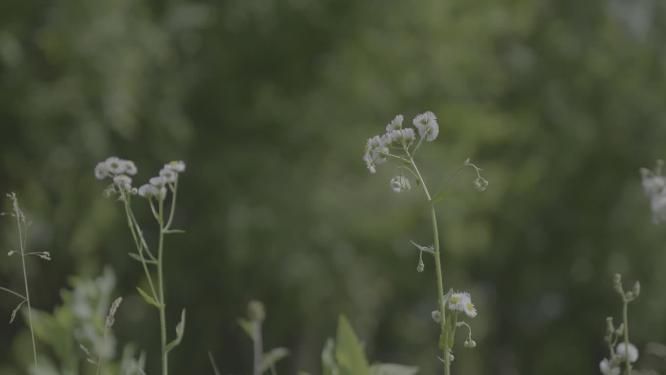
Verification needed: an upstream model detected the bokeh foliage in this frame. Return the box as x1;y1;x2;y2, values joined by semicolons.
2;0;666;374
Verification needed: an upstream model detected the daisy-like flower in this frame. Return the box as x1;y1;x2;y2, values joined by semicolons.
95;162;110;180
640;167;665;197
413;111;439;142
165;160;186;173
113;175;133;192
150;176;166;187
159;167;178;184
138;184;159;198
390;176;411;193
599;358;620;375
401;128;416;144
105;157;126;175
386;114;404;132
616;342;639;363
125;161;138;176
446;291;477;318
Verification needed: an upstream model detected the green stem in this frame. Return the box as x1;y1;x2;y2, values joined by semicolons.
253;321;263;375
96;327;109;375
157;198;168;375
16;210;37;366
407;153;449;375
622;300;631;375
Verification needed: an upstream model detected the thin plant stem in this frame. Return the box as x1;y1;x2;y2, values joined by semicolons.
96;327;109;375
406;151;450;375
0;286;26;300
623;300;631;375
122;198;159;299
253;320;263;375
16;205;37;366
157;197;168;375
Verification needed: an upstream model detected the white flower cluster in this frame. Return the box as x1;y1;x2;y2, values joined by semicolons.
599;342;639;375
95;157;186;200
446;290;477;318
95;157;138;194
138;161;186;199
640;160;666;222
363;112;439;174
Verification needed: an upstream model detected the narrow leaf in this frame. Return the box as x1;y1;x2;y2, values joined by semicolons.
260;347;289;372
238;318;255;340
136;287;162;309
164;229;186;234
166;309;186;353
9;299;26;324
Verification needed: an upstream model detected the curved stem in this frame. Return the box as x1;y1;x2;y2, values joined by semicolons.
0;286;26;300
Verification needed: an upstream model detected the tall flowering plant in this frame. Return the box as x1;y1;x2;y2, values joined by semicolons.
95;157;187;375
363;112;486;375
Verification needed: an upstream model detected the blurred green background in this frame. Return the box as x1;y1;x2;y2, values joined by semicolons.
2;0;666;374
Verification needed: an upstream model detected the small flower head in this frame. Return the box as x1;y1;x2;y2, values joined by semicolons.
390;175;411;193
113;175;133;192
138;184;160;198
446;290;477;318
150;176;166;187
386;114;404;132
165;160;186;173
159;167;178;184
599;358;620;375
474;176;489;192
363;135;389;174
615;342;639;363
413;111;439;142
94;157;138;180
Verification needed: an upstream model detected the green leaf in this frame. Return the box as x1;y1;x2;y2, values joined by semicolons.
335;315;369;375
322;338;339;375
260;347;289;372
369;364;419;375
166;309;186;353
164;229;186;234
136;287;163;309
238;318;255;340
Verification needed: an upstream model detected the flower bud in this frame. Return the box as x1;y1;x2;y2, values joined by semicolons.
613;273;624;295
431;310;441;323
248;300;265;322
464;339;477;348
632;281;640;297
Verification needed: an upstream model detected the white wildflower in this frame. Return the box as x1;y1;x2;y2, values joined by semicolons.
159;168;178;184
390;176;411;193
363;135;389;174
640;167;665;196
165;160;186;173
401;128;416;144
113;175;132;191
599;358;620;375
445;291;477;318
94;162;110;180
386;114;404;132
616;342;639;363
104;157;126;175
413;111;439;142
138;184;159;198
150;176;166;187
125;161;138;176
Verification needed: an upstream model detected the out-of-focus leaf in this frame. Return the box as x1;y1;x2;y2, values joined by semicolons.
369;364;419;375
259;347;289;372
335;315;369;375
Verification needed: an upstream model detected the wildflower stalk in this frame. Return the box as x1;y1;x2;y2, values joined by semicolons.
2;194;39;366
623;299;631;375
95;158;187;375
407;152;450;374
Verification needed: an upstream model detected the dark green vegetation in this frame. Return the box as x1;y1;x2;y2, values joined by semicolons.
2;0;666;374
